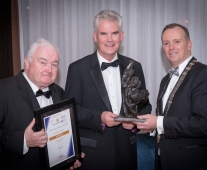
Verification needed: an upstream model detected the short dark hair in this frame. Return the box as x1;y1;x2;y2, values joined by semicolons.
161;23;190;39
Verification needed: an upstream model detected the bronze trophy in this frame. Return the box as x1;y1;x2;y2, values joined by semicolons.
114;60;149;122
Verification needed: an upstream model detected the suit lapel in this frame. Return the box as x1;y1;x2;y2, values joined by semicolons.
17;70;40;112
90;53;112;111
49;85;61;104
156;76;171;116
163;57;197;115
118;55;136;79
118;56;126;79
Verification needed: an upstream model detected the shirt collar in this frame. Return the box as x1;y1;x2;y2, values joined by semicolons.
172;56;193;75
22;71;49;94
97;51;118;67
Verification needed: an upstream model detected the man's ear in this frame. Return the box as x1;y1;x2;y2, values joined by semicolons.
24;57;30;70
188;39;192;50
120;31;124;41
93;32;98;42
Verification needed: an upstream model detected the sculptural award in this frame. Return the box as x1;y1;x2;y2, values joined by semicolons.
114;60;149;122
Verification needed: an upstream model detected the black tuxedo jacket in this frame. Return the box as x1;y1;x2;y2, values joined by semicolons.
64;52;151;170
0;70;64;170
157;58;207;170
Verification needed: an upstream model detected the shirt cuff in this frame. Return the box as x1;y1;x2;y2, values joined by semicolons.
157;116;164;135
23;134;29;154
149;130;156;136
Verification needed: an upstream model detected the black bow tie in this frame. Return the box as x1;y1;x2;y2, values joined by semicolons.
168;67;179;78
36;89;52;99
101;59;119;71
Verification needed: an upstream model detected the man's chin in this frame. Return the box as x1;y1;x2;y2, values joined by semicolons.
40;81;53;87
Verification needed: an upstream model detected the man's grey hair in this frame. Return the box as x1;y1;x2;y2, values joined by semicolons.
27;38;60;62
93;10;123;32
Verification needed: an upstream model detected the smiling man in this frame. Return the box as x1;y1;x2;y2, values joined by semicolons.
64;10;151;170
162;24;192;69
0;38;83;170
135;23;207;170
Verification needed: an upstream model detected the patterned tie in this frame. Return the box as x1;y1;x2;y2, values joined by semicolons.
101;59;119;71
168;67;179;78
36;89;52;99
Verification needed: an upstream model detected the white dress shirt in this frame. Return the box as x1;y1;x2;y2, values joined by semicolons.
22;72;53;154
97;52;122;115
157;56;193;135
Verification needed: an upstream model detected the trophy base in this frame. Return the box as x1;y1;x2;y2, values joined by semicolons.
114;116;146;122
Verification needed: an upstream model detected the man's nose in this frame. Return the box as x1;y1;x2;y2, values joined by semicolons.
169;42;174;49
46;64;52;72
107;34;113;41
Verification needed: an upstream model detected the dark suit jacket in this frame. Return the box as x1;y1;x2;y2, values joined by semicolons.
0;70;64;170
157;58;207;170
64;52;151;170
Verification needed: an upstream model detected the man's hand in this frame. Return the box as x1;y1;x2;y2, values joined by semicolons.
101;111;121;127
25;118;48;148
68;152;85;170
122;122;136;130
135;114;157;133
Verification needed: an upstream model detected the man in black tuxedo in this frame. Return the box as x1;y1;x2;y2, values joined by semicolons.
64;10;151;170
136;23;207;170
0;38;83;169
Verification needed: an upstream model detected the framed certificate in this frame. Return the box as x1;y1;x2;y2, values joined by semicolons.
34;98;81;170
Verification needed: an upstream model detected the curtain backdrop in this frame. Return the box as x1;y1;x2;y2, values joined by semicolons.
18;0;207;114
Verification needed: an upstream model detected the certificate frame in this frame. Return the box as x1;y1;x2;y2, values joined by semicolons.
34;98;81;170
